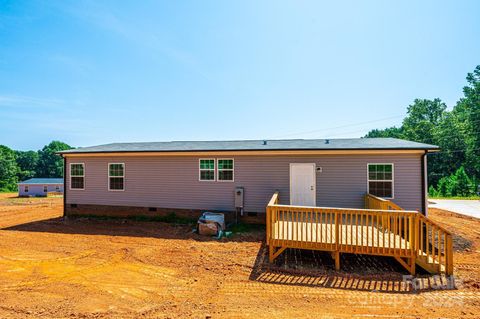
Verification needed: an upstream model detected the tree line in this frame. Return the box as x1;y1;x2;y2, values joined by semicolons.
366;65;480;197
0;141;72;191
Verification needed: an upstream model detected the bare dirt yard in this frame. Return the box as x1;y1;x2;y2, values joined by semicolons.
0;193;479;318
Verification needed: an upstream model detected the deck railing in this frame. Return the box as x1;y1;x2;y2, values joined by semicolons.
266;192;453;275
365;193;403;210
417;214;454;275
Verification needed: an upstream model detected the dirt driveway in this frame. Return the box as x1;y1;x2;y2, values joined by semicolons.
0;193;479;318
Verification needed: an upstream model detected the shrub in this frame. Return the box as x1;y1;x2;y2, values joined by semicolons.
434;166;476;197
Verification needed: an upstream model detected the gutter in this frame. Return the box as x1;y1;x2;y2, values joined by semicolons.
56;147;440;155
421;150;428;216
62;155;66;218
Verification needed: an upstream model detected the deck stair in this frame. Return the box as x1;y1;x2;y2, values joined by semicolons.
266;193;453;275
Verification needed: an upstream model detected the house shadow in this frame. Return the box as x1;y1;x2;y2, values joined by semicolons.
1;216;264;243
248;243;457;293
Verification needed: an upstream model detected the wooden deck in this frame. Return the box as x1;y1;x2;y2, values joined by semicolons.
271;218;412;255
266;193;453;275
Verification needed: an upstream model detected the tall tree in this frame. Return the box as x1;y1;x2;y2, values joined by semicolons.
36;141;72;177
0;145;19;191
15;150;39;181
402;98;447;144
460;65;480;177
364;126;403;138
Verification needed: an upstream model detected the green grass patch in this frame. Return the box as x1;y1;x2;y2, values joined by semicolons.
429;196;480;200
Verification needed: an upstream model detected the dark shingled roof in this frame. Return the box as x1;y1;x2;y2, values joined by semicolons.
18;178;64;185
58;138;439;154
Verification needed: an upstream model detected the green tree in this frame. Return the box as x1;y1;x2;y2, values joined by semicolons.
428;185;437;197
428;109;469;185
36;141;72;177
364;126;403;138
0;145;19;191
402;98;446;144
451;166;474;196
460;65;480;177
15;150;39;181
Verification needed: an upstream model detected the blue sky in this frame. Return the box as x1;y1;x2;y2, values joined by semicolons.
1;0;479;150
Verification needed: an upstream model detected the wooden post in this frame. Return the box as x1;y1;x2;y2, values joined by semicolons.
446;235;453;275
334;211;339;250
334;251;341;271
266;206;270;246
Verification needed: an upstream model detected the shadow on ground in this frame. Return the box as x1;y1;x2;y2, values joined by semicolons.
249;243;456;293
2;216;263;243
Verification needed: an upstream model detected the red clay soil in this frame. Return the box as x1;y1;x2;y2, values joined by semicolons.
0;193;478;318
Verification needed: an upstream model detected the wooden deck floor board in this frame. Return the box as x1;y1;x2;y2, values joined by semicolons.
272;220;411;254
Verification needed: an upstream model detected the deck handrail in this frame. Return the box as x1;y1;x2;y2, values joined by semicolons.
266;192;454;275
417;214;454;274
365;193;404;211
272;203;419;214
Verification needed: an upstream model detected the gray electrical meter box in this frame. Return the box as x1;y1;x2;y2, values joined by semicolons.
235;187;244;208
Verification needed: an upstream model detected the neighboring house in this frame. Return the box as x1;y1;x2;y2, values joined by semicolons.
18;178;64;197
57;138;438;222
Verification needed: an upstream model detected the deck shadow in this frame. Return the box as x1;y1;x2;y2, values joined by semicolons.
1;216;263;243
249;243;456;293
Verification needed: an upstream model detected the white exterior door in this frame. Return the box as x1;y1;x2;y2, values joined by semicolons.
290;163;316;206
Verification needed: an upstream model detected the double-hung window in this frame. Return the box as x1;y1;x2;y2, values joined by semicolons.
43;186;48;193
368;164;394;198
217;159;234;181
70;163;85;190
24;186;29;193
199;159;215;181
109;163;125;191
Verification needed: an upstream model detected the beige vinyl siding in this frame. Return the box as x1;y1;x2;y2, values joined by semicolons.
65;153;423;213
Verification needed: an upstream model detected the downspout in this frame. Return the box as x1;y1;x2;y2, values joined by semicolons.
421;151;428;216
63;155;66;218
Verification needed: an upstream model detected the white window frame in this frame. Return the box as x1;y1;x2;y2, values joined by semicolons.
70;163;85;190
217;158;234;182
199;158;216;181
367;163;394;199
24;185;29;193
108;163;125;191
55;185;60;191
43;185;48;193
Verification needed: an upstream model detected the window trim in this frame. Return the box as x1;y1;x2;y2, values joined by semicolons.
199;158;216;182
367;163;394;199
43;185;48;193
108;163;125;191
217;158;234;182
69;163;85;190
24;185;29;193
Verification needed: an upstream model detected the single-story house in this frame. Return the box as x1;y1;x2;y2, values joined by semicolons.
18;178;64;197
57;138;438;222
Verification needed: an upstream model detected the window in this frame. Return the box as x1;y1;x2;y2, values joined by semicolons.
24;186;29;193
218;159;234;181
199;159;215;181
43;186;48;193
70;163;85;189
368;164;394;198
109;163;125;190
55;185;60;191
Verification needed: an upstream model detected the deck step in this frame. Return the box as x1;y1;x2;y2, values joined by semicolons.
415;254;445;274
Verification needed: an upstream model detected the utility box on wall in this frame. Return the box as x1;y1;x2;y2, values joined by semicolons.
235;187;244;208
